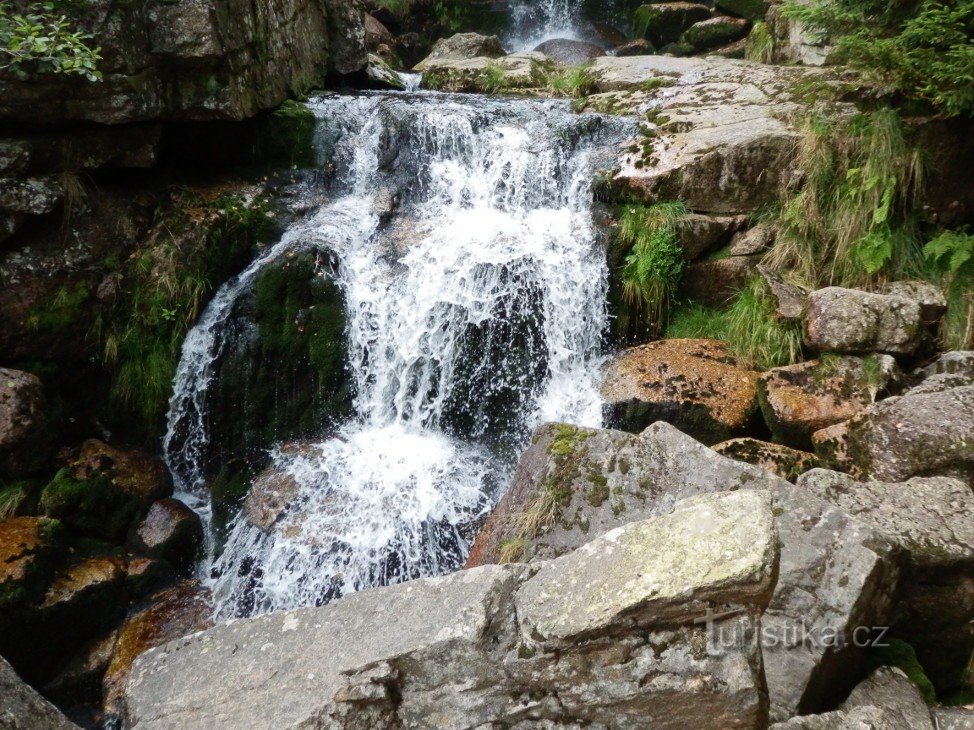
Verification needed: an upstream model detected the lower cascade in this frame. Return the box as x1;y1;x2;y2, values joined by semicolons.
163;92;629;619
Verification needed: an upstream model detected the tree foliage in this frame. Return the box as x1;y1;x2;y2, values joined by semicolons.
0;1;102;80
784;0;974;116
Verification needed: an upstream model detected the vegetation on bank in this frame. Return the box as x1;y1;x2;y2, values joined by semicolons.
0;1;102;80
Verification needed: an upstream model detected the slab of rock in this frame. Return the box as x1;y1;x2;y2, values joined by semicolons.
68;439;171;504
804;287;923;356
758;264;808;321
601;339;761;443
712;437;824;481
917;350;974;384
127;499;203;570
0;517;65;611
682;17;750;52
0;367;47;477
681;253;763;307
799;468;974;692
885;280;947;330
677;213;745;260
637;3;714;47
758;355;900;449
1;654;78;729
420;52;550;93
614;38;656;56
533;39;607;64
465;420;786;567
716;0;771;20
932;707;974;729
125;496;773;728
414;32;505;71
767;1;837;66
812;383;974;482
364;53;406;90
772;667;935;728
517;490;777;641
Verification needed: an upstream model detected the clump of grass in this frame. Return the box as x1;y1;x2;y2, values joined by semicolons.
766;108;924;288
480;62;508;94
497;537;529;564
0;482;29;518
666;278;803;370
745;21;775;63
616;202;687;336
547;63;599;99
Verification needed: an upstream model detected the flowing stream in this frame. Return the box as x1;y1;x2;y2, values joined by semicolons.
164;91;630;619
508;0;583;49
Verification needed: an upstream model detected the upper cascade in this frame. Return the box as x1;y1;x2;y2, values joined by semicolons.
163;92;631;619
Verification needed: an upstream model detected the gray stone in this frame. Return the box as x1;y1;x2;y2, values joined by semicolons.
614;38;656;56
932;707;974;730
0;177;63;216
365;53;406;90
533;39;607;65
799;468;974;692
0;655;78;729
763;482;900;720
885;280;947;329
0;367;47;477
128;499;204;570
414;32;505;71
516;490;778;641
682;17;750;52
729;223;775;256
812;384;974;482
465;420;786;567
918;350;974;384
767;1;837;66
758;263;808;321
636;3;714;47
712;437;824;481
804;287;923;356
419;53;549;93
681;253;763;307
677;213;746;260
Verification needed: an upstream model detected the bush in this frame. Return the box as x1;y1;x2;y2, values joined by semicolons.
924;229;974;348
783;0;974;116
0;2;102;80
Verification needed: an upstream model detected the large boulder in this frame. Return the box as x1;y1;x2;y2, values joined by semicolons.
757;355;900;449
127;499;204;571
601;339;761;444
420;52;551;93
0;654;77;729
0;517;66;614
812;383;974;482
413;32;505;71
712;437;824;481
636;3;714;47
680;253;763;307
681;17;750;52
0;0;368;126
799;468;974;693
0;368;47;478
803;287;923;356
533;39;607;65
124;491;778;728
465;420;786;567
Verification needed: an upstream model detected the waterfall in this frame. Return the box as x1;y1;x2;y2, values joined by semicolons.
508;0;583;49
164;92;630;619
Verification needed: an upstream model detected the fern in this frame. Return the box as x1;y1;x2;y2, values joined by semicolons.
924;230;974;348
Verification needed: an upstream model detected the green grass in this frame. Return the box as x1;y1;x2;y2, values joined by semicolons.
615;202;688;337
547;63;599;99
924;229;974;348
666;278;804;370
765;108;924;289
745;21;775;63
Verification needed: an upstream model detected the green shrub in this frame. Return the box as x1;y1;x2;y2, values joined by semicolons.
615;202;687;336
766;108;924;288
783;0;974;116
0;1;102;80
924;229;974;348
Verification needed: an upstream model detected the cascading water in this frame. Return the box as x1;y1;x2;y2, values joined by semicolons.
164;92;630;619
508;0;582;49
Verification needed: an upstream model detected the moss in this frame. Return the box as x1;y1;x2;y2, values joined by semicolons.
38;468;143;542
24;283;92;334
865;638;937;704
258;100;317;168
585;478;610;507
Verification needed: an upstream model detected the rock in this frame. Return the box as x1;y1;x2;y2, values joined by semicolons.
885;280;948;330
771;667;934;728
677;213;746;260
103;581;213;718
758;264;808;321
589;55;831;214
767;1;837;66
681;253;763;307
0;0;368;126
0;368;47;478
588;20;630;48
364;53;406;90
804;287;923;356
613;38;656;56
716;0;771;20
243;457;302;532
40;556;126;616
68;439;171;505
799;468;974;693
516;490;778;641
364;13;395;53
0;517;65;612
601;339;761;444
812;384;974;482
712;437;824;481
763;482;901;720
533;39;607;65
0;177;64;216
420;52;550;93
127;499;203;570
636;3;714;47
918;350;974;384
932;707;974;729
757;355;900;449
413;32;505;71
124;557;175;598
682;17;750;52
45;629;119;704
729;223;775;256
125;496;772;728
465;420;786;567
710;37;749;58
0;654;77;729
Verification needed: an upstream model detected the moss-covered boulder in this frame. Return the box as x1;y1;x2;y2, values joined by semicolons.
681;16;750;52
0;516;66;614
757;355;901;449
715;0;771;21
712;437;824;481
636;3;713;47
601;339;762;444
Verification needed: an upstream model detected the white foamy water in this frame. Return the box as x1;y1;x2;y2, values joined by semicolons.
508;0;583;50
163;92;629;618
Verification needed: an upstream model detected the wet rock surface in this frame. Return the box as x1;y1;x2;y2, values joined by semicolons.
601;339;761;444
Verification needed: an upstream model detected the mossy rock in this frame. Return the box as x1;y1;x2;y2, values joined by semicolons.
257;100;317;168
0;516;67;614
681;17;749;52
38;468;146;543
715;0;770;21
865;638;937;704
